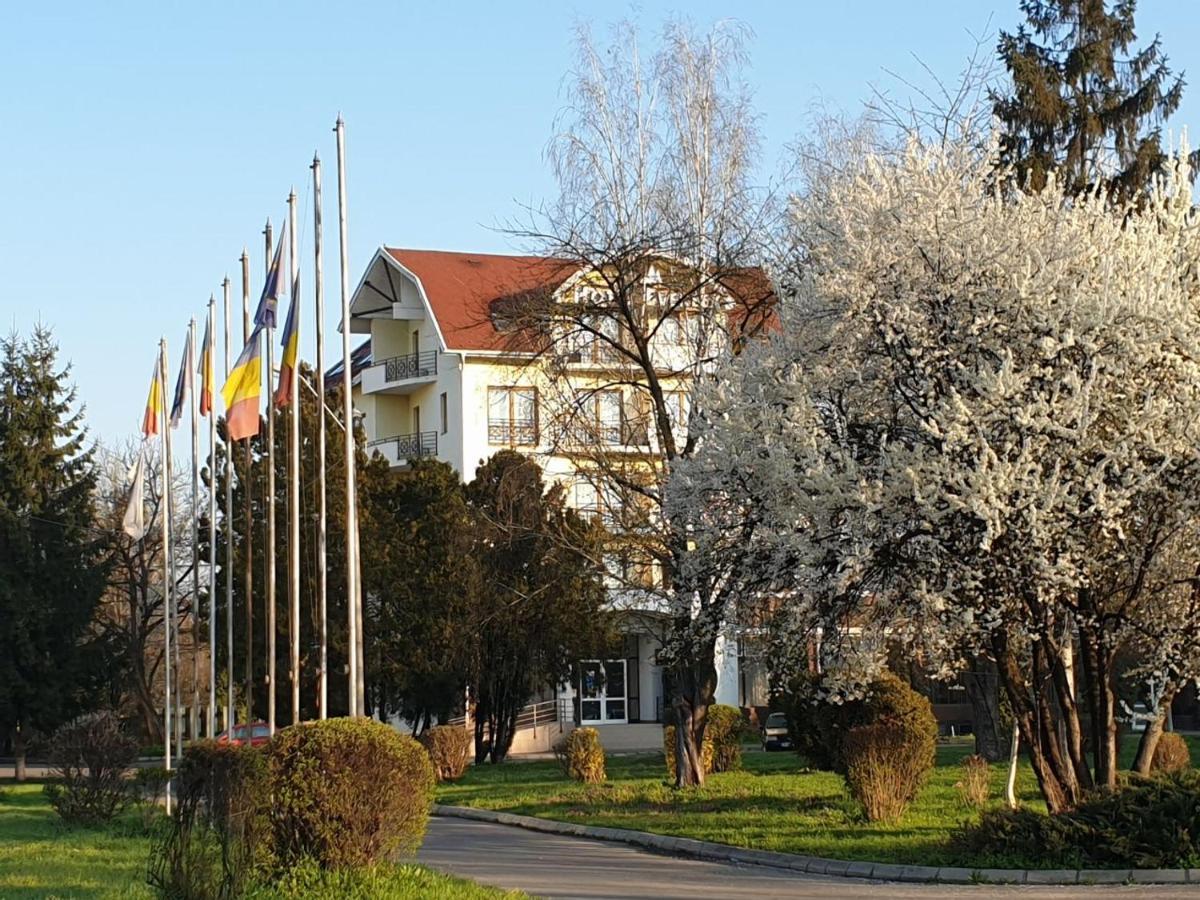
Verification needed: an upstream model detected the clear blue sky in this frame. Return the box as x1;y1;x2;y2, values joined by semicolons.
1;1;1197;445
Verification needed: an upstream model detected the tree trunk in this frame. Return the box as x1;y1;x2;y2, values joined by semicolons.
1132;686;1177;775
13;724;26;783
1005;722;1020;809
963;660;1004;761
670;647;718;788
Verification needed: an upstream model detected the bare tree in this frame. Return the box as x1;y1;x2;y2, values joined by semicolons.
503;19;779;786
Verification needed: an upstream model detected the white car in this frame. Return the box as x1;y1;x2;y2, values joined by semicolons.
761;712;791;751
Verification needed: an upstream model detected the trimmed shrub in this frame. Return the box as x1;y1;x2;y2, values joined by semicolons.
955;771;1200;869
42;711;137;825
705;705;744;773
420;726;472;783
554;727;606;783
663;725;714;781
268;718;434;869
147;740;272;899
957;753;991;809
1152;732;1191;774
843;721;934;821
784;672;936;774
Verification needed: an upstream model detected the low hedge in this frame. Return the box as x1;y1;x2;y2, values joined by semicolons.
955;771;1200;869
269;717;435;869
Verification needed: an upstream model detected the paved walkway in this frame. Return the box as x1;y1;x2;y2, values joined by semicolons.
418;817;1194;899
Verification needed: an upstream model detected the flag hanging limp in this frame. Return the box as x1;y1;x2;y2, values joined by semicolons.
274;294;299;408
222;330;263;441
122;447;147;540
254;220;288;331
141;350;164;438
170;327;194;429
198;317;214;417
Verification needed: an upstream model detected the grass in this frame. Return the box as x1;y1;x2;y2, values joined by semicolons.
436;735;1200;869
0;781;521;899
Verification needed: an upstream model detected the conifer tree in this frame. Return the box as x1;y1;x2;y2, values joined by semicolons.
993;0;1194;202
0;328;108;779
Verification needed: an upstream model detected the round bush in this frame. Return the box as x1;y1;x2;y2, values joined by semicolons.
42;711;138;824
844;720;934;821
554;727;606;783
419;725;472;783
704;705;745;773
268;718;435;868
1152;732;1191;774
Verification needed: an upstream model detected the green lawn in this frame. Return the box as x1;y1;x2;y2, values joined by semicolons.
437;737;1200;869
0;781;520;899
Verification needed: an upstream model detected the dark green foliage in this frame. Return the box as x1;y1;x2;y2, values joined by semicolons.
785;673;937;774
147;740;272;899
419;725;472;783
993;0;1196;203
0;329;109;775
267;718;434;869
956;771;1200;868
554;727;606;783
42;711;137;825
705;704;744;773
1152;732;1191;773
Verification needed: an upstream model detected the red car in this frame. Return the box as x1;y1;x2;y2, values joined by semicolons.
215;721;272;747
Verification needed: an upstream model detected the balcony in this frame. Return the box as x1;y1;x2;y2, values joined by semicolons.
488;418;538;447
361;350;438;395
367;431;438;466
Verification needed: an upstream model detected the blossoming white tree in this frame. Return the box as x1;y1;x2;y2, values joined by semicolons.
672;137;1200;812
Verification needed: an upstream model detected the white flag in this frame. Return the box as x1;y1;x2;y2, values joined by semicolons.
122;449;146;540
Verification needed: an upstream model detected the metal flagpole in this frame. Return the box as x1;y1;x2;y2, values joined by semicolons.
159;339;173;813
265;219;277;736
206;298;217;738
222;277;234;732
312;153;328;719
189;318;201;741
172;343;183;755
287;189;301;726
335;115;362;717
240;249;253;725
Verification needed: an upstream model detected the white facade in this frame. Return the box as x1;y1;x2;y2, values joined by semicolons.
348;247;743;728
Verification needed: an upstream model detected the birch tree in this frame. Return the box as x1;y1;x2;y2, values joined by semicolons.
676;135;1200;812
507;20;777;785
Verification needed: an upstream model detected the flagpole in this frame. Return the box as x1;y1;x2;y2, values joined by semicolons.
312;153;328;719
159;339;173;813
264;219;277;737
335;115;362;717
189;318;201;741
287;189;301;726
222;277;234;733
240;249;253;725
206;299;217;738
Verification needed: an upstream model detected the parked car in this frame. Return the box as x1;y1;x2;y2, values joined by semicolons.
760;712;791;751
215;721;272;747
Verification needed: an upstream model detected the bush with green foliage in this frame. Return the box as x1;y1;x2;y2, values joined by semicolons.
843;721;935;822
268;718;434;869
420;725;473;783
1152;732;1191;774
42;711;137;825
784;672;937;774
663;725;714;781
957;753;991;809
704;705;744;773
956;771;1200;868
554;727;606;783
147;740;272;899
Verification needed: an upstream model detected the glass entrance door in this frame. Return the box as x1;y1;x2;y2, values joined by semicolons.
579;659;627;724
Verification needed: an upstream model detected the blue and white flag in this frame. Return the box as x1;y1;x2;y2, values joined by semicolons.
169;327;193;429
253;220;288;330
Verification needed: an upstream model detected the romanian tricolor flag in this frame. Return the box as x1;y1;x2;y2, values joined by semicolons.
141;351;164;438
198;317;214;417
222;330;263;441
274;294;299;408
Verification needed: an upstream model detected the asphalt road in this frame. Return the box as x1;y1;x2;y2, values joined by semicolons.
418;816;1195;900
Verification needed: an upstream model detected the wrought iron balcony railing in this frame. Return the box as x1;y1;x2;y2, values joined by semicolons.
487;418;538;446
367;431;437;461
377;350;437;382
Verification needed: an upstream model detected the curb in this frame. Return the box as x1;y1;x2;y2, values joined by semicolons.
433;804;1194;886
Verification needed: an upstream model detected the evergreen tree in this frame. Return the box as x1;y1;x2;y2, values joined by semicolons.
0;328;108;779
993;0;1194;202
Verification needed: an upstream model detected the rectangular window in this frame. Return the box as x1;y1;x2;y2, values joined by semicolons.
487;387;538;446
440;392;448;435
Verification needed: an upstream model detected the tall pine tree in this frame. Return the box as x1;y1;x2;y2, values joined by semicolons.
993;0;1194;202
0;328;108;779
